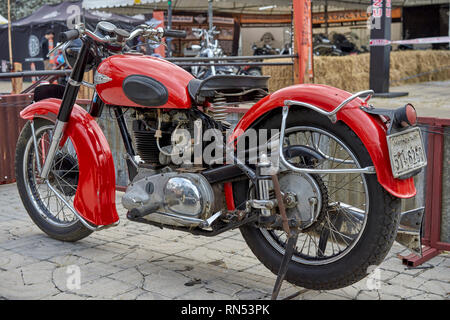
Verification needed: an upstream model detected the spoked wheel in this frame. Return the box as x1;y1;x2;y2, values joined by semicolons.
239;109;401;290
262;125;369;265
15;118;92;241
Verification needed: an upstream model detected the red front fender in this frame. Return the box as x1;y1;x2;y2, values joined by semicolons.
230;84;416;199
20;98;119;226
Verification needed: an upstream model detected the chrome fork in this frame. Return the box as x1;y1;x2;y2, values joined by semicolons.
39;120;67;179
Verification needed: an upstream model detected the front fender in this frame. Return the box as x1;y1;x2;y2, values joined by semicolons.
230;84;416;199
20;98;119;226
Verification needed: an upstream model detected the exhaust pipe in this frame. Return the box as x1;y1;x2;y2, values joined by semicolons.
395;207;424;256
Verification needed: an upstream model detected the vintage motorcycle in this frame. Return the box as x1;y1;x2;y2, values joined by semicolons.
189;27;235;79
15;21;426;298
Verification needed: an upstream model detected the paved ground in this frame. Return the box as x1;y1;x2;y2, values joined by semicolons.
371;80;450;119
0;182;448;300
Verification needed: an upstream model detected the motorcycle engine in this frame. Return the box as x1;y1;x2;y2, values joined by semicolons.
122;170;216;227
132;109;192;166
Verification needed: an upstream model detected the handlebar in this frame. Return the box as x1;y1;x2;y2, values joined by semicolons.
58;24;187;50
163;29;187;39
60;29;81;42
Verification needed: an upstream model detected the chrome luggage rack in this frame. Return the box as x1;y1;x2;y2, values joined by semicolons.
279;90;376;175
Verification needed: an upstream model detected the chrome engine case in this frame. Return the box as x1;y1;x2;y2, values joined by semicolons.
122;169;215;227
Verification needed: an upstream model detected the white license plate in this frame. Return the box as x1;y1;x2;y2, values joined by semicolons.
386;127;427;178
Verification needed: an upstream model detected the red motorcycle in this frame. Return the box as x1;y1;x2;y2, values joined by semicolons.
15;22;426;298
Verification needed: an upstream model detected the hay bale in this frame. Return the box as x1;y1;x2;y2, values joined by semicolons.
260;50;450;94
261;58;294;93
313;54;370;92
390;50;450;86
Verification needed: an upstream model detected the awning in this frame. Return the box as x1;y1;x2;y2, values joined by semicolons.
82;0;167;9
82;0;293;15
82;0;450;11
82;0;292;11
0;14;8;24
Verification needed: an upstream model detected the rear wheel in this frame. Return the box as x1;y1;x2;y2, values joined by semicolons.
15;118;92;242
239;109;401;290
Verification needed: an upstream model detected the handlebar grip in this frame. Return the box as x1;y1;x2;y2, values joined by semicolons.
60;29;80;42
163;29;187;39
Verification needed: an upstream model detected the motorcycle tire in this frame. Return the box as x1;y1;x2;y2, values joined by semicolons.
238;108;401;290
15;118;92;242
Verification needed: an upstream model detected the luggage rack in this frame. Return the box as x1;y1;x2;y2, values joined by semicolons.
280;89;376;175
285;89;374;123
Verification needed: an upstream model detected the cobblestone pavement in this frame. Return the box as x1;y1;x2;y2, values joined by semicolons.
0;183;448;300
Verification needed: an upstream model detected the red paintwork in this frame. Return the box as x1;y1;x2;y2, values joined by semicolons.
229;84;416;199
20;98;119;226
224;182;235;211
406;104;417;125
95;54;194;109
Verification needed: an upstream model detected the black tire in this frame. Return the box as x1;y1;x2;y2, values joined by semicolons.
15;118;92;242
238;109;401;290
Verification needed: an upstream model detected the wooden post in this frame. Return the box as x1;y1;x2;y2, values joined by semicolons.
7;0;13;70
11;62;22;94
292;0;313;84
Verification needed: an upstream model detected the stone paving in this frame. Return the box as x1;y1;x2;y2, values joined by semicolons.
370;80;450;119
0;182;448;300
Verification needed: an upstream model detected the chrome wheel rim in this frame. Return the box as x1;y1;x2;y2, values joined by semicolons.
260;126;370;265
23;123;79;227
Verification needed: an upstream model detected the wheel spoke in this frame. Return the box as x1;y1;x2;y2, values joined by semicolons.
260;125;369;266
25;125;79;226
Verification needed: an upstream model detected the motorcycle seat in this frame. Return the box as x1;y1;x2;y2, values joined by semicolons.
188;75;269;104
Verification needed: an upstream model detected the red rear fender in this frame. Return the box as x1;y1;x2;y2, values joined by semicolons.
230;84;416;199
20;98;119;226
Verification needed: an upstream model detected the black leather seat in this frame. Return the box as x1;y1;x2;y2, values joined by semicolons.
188;75;269;104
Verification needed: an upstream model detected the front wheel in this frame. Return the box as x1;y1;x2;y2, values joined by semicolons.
238;109;401;290
15;118;92;242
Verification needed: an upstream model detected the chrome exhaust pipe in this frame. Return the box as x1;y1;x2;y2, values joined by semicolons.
395;207;424;256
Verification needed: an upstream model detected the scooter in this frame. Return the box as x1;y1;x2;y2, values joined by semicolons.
15;21;426;299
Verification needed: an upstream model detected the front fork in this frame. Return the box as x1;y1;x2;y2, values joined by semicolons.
39;39;91;179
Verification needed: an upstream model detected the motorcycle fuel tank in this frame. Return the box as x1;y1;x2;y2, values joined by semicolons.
95;54;194;109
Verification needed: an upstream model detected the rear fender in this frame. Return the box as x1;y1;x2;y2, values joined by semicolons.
20;98;119;226
230;84;416;199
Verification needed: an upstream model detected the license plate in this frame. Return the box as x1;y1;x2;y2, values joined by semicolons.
386;127;427;178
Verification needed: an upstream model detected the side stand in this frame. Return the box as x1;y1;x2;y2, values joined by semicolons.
271;232;299;300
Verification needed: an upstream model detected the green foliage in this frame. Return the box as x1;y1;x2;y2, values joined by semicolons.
0;0;63;22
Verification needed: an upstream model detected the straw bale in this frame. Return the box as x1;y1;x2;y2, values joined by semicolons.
261;50;450;93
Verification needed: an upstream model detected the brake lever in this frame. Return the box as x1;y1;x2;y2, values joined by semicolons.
47;42;65;58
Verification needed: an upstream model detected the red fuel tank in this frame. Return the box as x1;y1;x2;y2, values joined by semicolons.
95;54;194;109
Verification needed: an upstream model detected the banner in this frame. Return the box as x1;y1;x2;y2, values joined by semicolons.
370;36;450;46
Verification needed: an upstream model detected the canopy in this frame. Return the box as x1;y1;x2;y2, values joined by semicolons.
83;0;167;9
82;0;450;11
82;0;293;14
0;1;145;68
0;15;7;24
6;1;144;27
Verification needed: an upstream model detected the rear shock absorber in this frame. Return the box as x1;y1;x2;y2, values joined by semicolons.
256;153;273;217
